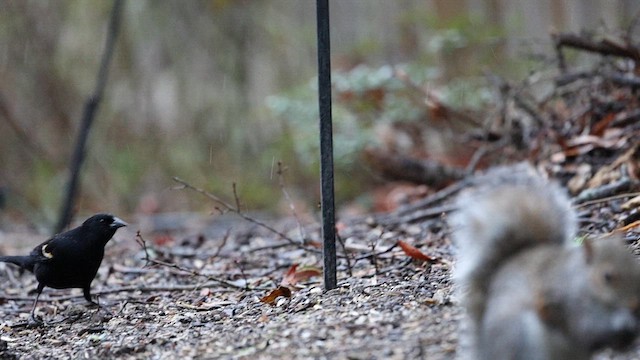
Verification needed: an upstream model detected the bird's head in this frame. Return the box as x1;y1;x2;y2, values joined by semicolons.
82;213;127;237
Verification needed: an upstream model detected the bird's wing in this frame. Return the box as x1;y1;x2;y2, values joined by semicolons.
30;229;80;261
29;240;54;261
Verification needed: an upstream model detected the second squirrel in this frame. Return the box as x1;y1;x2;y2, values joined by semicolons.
451;163;640;360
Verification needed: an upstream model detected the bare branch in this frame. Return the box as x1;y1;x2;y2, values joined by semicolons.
277;161;307;243
172;177;318;253
135;231;245;290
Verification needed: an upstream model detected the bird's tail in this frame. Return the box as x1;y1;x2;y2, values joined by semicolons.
0;256;36;272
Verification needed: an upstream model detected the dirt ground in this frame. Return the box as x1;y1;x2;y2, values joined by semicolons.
0;212;459;360
1;204;640;360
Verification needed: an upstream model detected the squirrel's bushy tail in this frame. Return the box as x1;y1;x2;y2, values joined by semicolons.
450;163;576;323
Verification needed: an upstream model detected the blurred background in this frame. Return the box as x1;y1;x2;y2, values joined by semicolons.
0;0;637;230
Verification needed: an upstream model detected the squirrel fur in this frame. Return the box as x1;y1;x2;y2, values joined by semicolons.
451;163;640;359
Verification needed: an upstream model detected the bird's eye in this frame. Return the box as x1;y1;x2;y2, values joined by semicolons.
100;219;105;223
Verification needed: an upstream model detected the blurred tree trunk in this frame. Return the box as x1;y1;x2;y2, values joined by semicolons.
550;0;566;30
433;0;467;21
432;0;470;79
486;0;506;70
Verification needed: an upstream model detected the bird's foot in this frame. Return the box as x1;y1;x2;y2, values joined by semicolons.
85;300;113;322
89;298;114;315
27;314;44;327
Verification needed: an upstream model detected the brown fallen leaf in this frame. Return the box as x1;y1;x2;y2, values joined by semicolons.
153;234;174;246
398;240;433;262
622;195;640;210
260;286;292;305
590;112;617;136
306;240;322;249
261;264;322;305
281;264;322;287
613;220;640;233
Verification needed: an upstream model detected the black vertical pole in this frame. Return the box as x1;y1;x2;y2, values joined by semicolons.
316;0;337;290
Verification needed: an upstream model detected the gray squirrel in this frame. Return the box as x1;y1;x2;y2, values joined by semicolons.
451;163;640;359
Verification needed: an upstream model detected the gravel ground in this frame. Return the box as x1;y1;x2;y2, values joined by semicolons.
0;213;461;359
1;202;640;359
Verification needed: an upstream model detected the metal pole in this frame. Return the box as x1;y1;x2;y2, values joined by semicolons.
316;0;337;290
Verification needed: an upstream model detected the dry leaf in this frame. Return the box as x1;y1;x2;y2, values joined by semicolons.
335;221;347;233
424;289;448;305
622;195;640;210
261;265;321;305
260;286;292;305
591;112;616;136
306;240;322;249
588;144;638;188
153;234;174;246
614;220;640;233
397;240;433;262
281;264;322;287
567;164;591;194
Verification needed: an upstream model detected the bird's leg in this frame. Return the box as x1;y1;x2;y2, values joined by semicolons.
84;286;113;317
83;286;99;306
28;284;44;325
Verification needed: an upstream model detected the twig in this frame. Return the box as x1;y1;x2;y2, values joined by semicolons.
277;161;308;243
511;89;548;126
135;231;245;290
233;259;250;291
611;108;640;128
336;234;353;277
248;241;295;252
574;178;637;205
369;236;379;275
369;177;468;228
172;179;413;275
232;183;242;212
0;282;250;303
354;242;399;262
394;67;483;127
387;204;455;225
466;146;489;174
378;258;413;274
605;73;640;89
574;191;640;209
554;71;592;86
552;32;568;72
172;177;320;254
553;32;640;63
626;9;640;41
364;148;465;187
210;228;231;260
376;200;459;227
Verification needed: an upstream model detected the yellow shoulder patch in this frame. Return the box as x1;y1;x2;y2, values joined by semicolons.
41;244;54;259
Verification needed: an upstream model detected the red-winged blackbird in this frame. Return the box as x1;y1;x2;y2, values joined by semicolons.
0;213;127;322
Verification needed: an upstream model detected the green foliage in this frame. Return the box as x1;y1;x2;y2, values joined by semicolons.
268;92;365;167
438;78;495;110
1;2;549;220
268;64;428;168
265;56;506;208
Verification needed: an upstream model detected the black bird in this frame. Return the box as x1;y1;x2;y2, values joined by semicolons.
0;213;127;322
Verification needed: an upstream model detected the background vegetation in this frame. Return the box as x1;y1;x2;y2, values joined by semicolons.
0;0;636;229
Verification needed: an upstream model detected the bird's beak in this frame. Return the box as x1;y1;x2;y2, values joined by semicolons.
111;217;128;229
